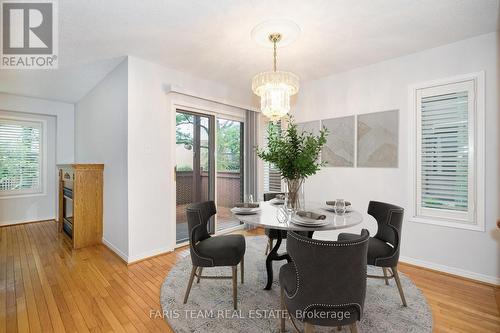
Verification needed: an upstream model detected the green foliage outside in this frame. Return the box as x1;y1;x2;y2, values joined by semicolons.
176;165;193;172
216;120;241;171
175;113;194;145
175;113;241;172
0;124;40;190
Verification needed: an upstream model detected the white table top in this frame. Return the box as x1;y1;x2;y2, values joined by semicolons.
231;201;363;232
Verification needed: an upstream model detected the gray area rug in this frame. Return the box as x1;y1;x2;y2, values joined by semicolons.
160;236;432;332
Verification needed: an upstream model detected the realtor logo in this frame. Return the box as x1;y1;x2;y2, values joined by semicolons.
1;0;58;69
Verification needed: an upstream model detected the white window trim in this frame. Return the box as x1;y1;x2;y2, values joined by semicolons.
408;72;485;232
0;115;47;199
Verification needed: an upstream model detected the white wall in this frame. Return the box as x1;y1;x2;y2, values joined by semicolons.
293;32;499;283
127;56;253;262
75;59;129;259
0;94;74;225
0;93;74;163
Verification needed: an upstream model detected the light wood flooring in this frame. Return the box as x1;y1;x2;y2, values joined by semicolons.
0;220;498;332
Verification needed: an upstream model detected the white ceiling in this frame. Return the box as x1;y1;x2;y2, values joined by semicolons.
0;0;498;103
0;57;124;103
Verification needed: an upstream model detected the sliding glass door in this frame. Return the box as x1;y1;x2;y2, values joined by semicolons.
175;111;245;243
175;111;215;244
216;118;244;232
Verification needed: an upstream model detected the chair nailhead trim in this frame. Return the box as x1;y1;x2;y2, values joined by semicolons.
303;303;362;318
285;252;300;300
374;209;399;266
191;210;214;266
288;231;368;246
285;232;368;302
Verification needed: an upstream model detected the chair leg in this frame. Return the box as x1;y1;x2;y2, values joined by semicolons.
232;265;238;310
382;267;390;285
304;322;314;333
280;287;286;333
240;256;244;284
392;266;407;307
183;265;197;304
349;322;358;333
196;267;203;283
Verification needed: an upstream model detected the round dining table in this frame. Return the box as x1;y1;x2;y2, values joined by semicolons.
232;201;363;290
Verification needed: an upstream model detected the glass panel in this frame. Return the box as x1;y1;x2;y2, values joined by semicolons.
420;91;469;212
200;116;211;203
0;119;41;193
175;111;214;243
216;118;244;232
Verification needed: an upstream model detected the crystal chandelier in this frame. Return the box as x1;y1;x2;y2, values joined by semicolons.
252;33;299;121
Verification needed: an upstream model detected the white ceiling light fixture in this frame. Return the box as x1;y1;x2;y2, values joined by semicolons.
251;19;300;121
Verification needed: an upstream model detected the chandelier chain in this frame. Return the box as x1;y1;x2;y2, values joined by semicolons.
268;33;281;72
273;39;277;72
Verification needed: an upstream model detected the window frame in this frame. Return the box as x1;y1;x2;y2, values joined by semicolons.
0;115;46;198
408;72;485;232
262;120;283;193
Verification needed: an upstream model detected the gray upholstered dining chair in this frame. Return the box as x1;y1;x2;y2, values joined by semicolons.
338;201;407;307
183;201;245;310
279;230;370;333
263;192;287;254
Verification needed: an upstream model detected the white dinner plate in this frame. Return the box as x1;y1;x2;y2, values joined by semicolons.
290;215;330;227
230;207;261;215
269;198;285;205
323;206;353;213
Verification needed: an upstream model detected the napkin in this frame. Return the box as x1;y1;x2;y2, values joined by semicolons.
326;200;351;207
297;211;326;220
235;202;260;208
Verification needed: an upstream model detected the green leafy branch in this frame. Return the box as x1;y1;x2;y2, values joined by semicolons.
256;117;328;180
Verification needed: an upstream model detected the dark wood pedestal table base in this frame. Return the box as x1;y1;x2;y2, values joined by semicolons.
232;201;363;290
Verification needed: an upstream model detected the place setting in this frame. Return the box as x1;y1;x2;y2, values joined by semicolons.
230;195;261;215
289;210;329;227
323;198;353;214
272;198;354;228
269;193;286;205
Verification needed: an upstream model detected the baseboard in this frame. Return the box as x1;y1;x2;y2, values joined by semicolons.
0;217;55;227
399;256;500;286
101;238;174;265
102;237;129;263
127;245;174;265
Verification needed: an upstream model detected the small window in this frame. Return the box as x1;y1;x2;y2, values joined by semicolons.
263;162;282;192
263;121;282;192
0;117;43;196
411;73;484;231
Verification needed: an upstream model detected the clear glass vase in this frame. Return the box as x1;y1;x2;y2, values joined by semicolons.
284;178;305;213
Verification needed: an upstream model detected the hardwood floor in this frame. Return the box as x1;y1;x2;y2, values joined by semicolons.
0;220;498;332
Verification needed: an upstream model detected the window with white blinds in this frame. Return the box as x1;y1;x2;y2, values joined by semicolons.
0;118;42;196
263;121;282;193
263;162;282;192
415;79;475;224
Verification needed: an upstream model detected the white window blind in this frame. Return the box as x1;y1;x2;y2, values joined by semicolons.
263;162;281;192
263;121;282;193
415;80;475;224
0;118;42;195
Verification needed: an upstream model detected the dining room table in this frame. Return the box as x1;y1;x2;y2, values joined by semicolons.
231;200;363;290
